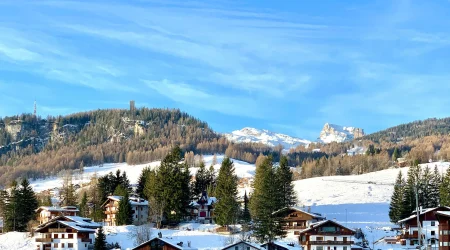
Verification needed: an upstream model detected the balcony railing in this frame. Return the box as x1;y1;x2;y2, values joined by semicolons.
36;238;53;243
283;226;306;230
81;238;92;243
307;241;354;245
49;228;67;233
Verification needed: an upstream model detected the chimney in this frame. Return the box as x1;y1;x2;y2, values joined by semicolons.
177;242;183;247
158;232;162;238
188;241;191;247
308;206;311;213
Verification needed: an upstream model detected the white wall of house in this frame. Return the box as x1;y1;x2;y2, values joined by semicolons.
405;221;439;247
36;232;95;250
309;246;351;250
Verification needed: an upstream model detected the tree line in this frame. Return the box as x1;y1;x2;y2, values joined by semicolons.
389;164;450;223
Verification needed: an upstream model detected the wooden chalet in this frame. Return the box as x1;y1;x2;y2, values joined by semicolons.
435;211;450;250
35;206;79;224
273;206;325;235
398;206;450;248
35;215;100;250
132;236;198;250
221;240;263;250
298;219;355;250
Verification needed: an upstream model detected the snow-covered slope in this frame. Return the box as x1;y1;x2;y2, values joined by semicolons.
224;127;311;149
318;123;365;143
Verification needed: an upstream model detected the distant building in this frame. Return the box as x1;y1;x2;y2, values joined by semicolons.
397;206;450;249
272;206;325;236
397;158;408;167
221;240;263;250
103;196;149;226
298;220;355;250
132;236;197;250
35;215;100;250
189;191;216;223
36;206;79;224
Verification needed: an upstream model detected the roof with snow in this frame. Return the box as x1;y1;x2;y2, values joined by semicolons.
132;237;198;250
35;206;79;213
190;197;217;207
261;241;299;250
221;240;263;250
35;215;100;233
106;195;149;206
398;206;450;223
272;206;325;219
298;219;355;234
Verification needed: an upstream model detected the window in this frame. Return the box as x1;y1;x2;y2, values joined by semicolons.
54;234;59;239
343;237;347;242
68;233;73;239
68;243;74;248
317;247;323;250
431;231;435;236
343;247;347;250
431;221;435;226
235;247;239;250
316;237;324;241
61;243;65;248
444;242;449;247
247;247;250;250
62;234;65;238
136;215;138;218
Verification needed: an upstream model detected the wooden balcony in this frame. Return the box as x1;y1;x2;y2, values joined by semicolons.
306;241;354;245
36;238;53;243
284;226;306;230
49;228;67;233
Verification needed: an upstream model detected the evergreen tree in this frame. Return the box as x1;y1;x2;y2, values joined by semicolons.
61;177;77;206
402;165;420;219
113;184;129;197
137;167;152;199
116;192;133;225
276;156;297;208
440;168;450;206
392;148;400;161
3;181;18;232
429;166;441;207
0;189;9;231
421;166;432;208
194;161;208;198
250;156;286;242
79;191;89;217
94;227;108;250
207;165;216;190
389;171;405;223
214;157;239;226
241;190;251;223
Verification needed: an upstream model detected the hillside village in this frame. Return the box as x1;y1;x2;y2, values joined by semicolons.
1;149;450;250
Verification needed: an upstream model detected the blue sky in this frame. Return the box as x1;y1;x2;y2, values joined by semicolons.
1;0;450;140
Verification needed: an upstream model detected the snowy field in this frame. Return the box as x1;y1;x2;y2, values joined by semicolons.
12;158;449;250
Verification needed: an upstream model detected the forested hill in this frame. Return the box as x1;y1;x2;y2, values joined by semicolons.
0;108;229;185
362;117;450;142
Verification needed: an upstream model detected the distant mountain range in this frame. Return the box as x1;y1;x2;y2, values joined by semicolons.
224;127;311;150
225;123;365;150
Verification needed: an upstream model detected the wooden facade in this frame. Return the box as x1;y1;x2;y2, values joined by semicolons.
298;220;355;250
436;211;450;250
273;207;325;235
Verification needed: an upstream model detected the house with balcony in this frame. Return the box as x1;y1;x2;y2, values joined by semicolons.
434;210;450;250
103;196;149;226
298;219;355;250
398;206;450;249
222;240;263;250
272;206;326;235
189;191;216;223
36;206;79;224
35;215;100;250
261;241;299;250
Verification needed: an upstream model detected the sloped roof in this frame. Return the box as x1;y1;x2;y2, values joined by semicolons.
106;196;149;206
436;211;450;217
132;237;197;250
398;206;450;223
222;240;262;250
299;219;355;234
35;215;100;232
35;206;80;213
261;241;299;250
190;197;217;207
272;206;325;219
64;216;99;228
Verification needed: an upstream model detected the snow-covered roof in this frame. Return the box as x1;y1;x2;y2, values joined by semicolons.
272;206;325;219
436;211;450;218
64;216;100;228
299;219;355;234
398;206;450;223
133;237;197;250
190;197;217;207
58;221;96;232
36;206;79;213
107;196;149;206
222;240;263;250
35;215;100;233
261;241;299;250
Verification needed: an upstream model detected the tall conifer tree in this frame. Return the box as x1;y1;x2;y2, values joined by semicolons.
116;192;133;225
214;157;239;226
276;156;297;208
94;227;107;250
389;171;405;223
241;190;251;223
440;168;450;206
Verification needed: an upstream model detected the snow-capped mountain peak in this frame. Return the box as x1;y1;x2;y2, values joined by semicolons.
318;123;365;143
224;127;311;150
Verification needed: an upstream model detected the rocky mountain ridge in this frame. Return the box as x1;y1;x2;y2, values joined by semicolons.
318;123;365;143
